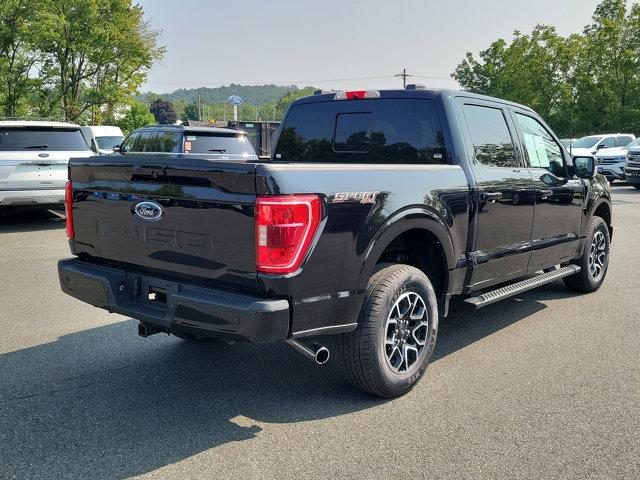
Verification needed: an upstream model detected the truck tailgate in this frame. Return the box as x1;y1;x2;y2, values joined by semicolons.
69;156;258;292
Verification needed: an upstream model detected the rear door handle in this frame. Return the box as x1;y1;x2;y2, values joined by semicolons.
479;191;503;202
539;189;554;200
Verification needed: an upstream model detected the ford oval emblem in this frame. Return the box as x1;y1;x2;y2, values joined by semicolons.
134;201;163;221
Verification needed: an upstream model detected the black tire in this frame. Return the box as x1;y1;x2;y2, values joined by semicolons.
563;216;610;293
339;264;438;398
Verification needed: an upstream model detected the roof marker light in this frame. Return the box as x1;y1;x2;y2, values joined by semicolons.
334;90;381;100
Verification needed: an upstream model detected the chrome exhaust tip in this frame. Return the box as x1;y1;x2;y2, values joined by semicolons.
286;339;330;365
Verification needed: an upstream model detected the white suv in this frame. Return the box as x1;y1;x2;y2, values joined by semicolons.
0;121;93;210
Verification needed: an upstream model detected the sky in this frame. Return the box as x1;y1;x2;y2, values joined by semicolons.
137;0;630;94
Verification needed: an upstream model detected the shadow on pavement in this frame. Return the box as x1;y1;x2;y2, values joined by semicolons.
0;208;65;233
0;281;573;479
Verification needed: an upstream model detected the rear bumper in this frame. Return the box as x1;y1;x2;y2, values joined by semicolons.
0;188;64;206
58;258;290;343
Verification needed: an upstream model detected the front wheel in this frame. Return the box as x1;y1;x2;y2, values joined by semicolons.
563;216;610;293
339;264;438;398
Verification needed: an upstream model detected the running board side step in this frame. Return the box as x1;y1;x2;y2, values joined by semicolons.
464;265;581;309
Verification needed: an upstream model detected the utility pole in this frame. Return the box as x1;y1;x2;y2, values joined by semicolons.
395;68;412;88
197;92;202;121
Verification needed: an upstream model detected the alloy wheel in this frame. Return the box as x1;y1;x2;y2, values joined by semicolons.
384;291;429;373
588;230;607;281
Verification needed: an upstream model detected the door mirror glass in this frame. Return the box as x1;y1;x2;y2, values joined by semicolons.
112;144;121;153
574;156;596;179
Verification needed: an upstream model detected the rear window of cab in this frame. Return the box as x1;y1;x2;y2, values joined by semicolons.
274;99;448;164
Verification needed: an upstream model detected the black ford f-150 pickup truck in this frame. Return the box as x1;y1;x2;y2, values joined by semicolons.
59;87;612;398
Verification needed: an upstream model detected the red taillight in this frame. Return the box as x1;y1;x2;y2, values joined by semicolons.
65;180;74;239
334;90;381;100
256;195;322;274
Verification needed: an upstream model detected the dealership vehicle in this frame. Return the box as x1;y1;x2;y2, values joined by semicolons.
81;126;124;155
59;88;612;397
569;133;635;158
0;120;92;210
116;124;258;159
624;139;640;189
560;138;578;149
597;136;640;182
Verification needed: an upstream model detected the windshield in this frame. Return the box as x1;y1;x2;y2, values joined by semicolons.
625;138;640;149
571;136;602;149
0;128;89;151
184;133;256;155
95;135;124;149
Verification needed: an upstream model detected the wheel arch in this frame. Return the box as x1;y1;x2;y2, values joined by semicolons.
359;208;455;299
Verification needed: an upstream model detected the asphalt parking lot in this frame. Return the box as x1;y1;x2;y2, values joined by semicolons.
1;185;639;480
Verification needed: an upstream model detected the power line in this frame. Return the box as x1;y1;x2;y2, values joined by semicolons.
395;68;412;88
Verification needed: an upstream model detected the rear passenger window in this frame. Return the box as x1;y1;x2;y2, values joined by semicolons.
154;131;180;152
616;136;634;147
462;104;517;168
275;99;447;164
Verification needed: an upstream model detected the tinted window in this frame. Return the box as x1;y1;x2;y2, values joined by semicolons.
462;104;517;168
184;132;255;155
154;131;180;153
132;131;155;152
120;132;138;153
516;113;564;177
0;128;89;151
334;113;375;152
274;99;447;164
616;136;634;147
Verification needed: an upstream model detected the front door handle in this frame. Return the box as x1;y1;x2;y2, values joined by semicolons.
539;189;554;200
479;191;503;202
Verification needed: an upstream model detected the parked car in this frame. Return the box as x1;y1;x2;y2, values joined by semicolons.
560;138;578;149
116;124;258;159
624;138;640;189
81;126;124;155
0;120;92;211
59;88;612;398
597;136;640;182
569;133;635;157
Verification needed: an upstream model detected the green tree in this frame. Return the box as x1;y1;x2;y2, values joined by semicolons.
116;101;154;134
452;0;640;137
150;98;177;124
0;0;44;117
181;103;199;122
37;0;164;122
275;87;316;119
572;0;640;135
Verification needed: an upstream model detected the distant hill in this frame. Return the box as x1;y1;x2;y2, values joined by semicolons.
138;84;306;105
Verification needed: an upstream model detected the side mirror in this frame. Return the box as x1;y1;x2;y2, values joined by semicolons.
113;145;122;153
574;156;596;179
596;143;608;150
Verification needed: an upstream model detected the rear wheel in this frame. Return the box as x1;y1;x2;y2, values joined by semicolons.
339;264;438;398
563;216;610;293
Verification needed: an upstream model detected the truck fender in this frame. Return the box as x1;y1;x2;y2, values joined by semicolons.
358;206;456;289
